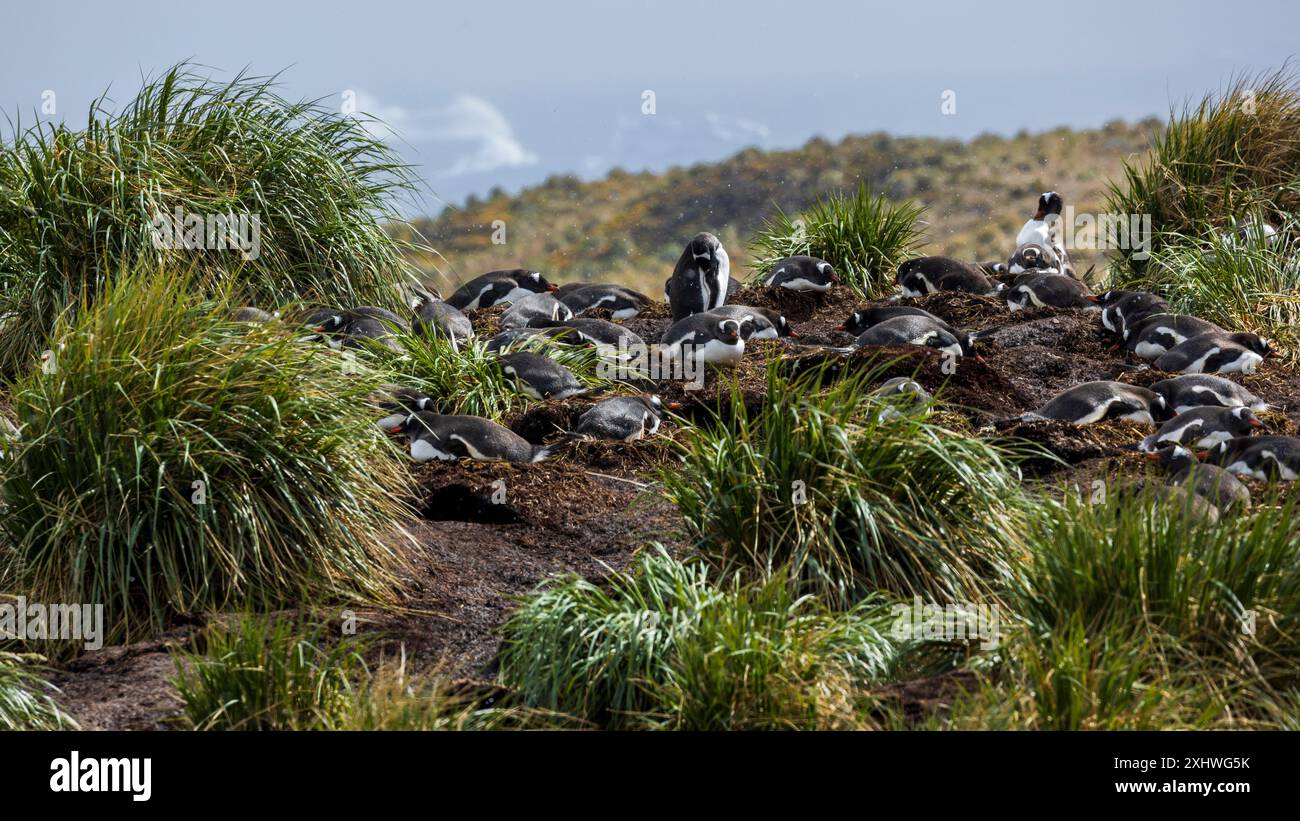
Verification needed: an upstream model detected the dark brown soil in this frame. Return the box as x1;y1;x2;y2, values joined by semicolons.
46;281;1300;729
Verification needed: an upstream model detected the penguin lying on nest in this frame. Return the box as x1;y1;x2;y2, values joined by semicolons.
1119;314;1224;359
1088;290;1170;339
852;315;984;362
302;306;407;353
660;314;747;367
837;306;983;357
411;290;473;348
896;256;1005;298
706;305;796;339
1204;435;1300;481
1138;405;1265;452
557;284;653;320
1024;381;1166;425
1154;331;1276;375
765;256;839;292
573;394;680;442
447;269;557;310
500;292;573;330
1148;374;1268;414
1147;445;1251;513
388;411;552;464
1005;274;1095;311
499;352;590;400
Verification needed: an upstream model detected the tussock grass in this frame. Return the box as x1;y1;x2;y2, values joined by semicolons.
660;363;1033;606
0;62;426;374
0;651;78;730
498;549;903;730
933;489;1300;730
172;615;547;730
748;182;925;298
0;271;414;652
1105;66;1300;276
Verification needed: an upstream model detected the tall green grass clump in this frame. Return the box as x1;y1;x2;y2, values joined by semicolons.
0;271;414;652
748;182;925;298
1105;67;1300;276
499;549;903;730
173;615;538;730
660;363;1031;606
940;489;1300;730
0;651;78;730
0;62;426;373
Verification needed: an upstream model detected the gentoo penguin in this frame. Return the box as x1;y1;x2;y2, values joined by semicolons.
231;306;276;322
574;395;677;442
1205;435;1300;481
1025;381;1166;425
1087;290;1170;338
1117;482;1220;523
557;284;653;320
1005;274;1094;311
348;305;411;332
836;306;941;337
666;233;730;322
1007;243;1061;275
707;305;796;339
1015;192;1065;254
765;256;839;292
896;257;1004;297
1153;332;1276;375
390;411;551;463
1148;445;1251;513
660;314;746;367
1149;374;1268;414
853;315;976;360
303;307;404;353
535;318;646;358
485;326;577;354
500;292;573;330
498;352;589;400
411;291;473;348
1122;314;1224;358
447;269;556;311
1138;405;1265;452
375;386;434;430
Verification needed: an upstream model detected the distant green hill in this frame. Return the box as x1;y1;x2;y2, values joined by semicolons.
400;119;1158;297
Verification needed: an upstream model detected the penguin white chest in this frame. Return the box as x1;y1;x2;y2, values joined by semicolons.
411;438;456;462
695;338;744;366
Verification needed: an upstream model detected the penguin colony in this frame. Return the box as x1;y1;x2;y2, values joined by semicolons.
235;193;1294;519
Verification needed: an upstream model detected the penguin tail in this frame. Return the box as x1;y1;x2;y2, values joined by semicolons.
530;446;554;464
1019;411;1047;422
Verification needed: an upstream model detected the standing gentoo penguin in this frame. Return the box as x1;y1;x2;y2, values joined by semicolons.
1153;332;1276;375
499;352;589;400
1138;405;1265;452
1148;445;1251;514
1149;374;1268;414
1025;381;1166;425
707;305;796;339
411;290;473;348
389;411;551;463
1205;435;1300;481
1005;274;1094;311
500;292;573;330
557;284;653;320
375;386;435;430
853;315;979;360
447;269;556;310
1121;314;1224;357
765;256;839;292
660;314;746;367
1016;192;1066;255
574;395;677;442
1088;290;1170;337
666;233;730;321
896;257;1004;297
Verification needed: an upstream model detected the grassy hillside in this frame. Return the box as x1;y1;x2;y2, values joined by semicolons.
403;119;1158;295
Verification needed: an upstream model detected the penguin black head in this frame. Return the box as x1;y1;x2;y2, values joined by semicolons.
505;269;557;294
775;314;797;338
1148;444;1196;473
717;319;742;343
1035;191;1064;219
1229;405;1266;432
1228;332;1277;358
836;311;868;335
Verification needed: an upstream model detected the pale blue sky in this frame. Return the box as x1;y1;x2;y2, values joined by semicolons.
3;0;1297;213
